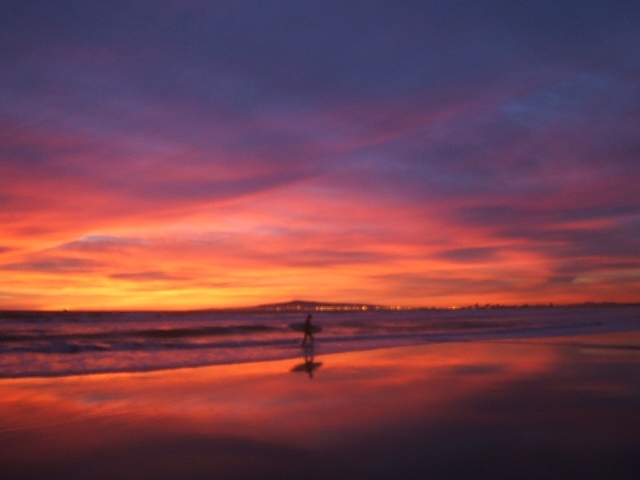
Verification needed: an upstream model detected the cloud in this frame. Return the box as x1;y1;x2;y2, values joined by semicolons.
109;271;187;282
435;247;502;264
57;235;145;253
0;257;101;273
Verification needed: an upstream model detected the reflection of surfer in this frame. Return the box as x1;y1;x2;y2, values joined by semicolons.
301;314;314;346
303;345;318;378
291;344;322;378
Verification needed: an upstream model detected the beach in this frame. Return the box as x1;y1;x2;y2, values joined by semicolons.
2;313;640;479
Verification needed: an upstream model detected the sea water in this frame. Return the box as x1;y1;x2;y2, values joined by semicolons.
1;306;639;377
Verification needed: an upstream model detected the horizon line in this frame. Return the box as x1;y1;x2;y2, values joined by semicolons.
2;299;640;314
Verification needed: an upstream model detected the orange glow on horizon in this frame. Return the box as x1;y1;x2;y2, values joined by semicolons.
2;192;638;311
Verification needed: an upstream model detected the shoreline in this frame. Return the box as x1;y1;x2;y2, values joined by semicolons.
0;309;640;380
2;312;639;379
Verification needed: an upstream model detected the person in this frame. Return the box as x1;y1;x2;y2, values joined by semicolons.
301;313;314;346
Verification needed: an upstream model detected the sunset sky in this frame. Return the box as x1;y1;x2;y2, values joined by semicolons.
1;1;639;309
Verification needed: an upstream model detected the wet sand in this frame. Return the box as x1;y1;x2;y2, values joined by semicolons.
2;331;640;479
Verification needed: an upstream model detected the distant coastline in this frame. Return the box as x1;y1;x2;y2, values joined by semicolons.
237;300;640;313
2;299;639;315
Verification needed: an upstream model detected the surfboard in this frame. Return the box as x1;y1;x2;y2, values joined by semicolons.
288;322;322;333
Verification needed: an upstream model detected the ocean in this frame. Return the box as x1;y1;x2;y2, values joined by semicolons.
2;306;639;377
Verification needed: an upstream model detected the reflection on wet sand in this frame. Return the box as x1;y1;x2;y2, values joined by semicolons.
291;344;323;378
1;331;639;479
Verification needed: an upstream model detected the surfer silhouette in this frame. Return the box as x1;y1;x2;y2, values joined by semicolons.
301;314;314;346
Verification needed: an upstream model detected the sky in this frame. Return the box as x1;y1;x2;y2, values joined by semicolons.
1;0;639;309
